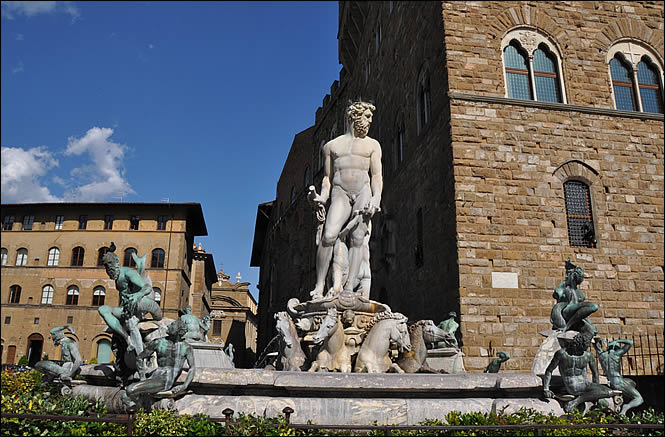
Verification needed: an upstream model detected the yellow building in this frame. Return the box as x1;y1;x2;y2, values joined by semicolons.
207;269;258;368
1;202;209;366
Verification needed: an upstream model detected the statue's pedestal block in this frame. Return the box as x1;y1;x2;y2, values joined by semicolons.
427;348;466;374
189;342;234;369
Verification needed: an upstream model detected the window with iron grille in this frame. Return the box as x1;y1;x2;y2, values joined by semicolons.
67;316;74;324
213;319;222;336
130;216;140;230
564;181;596;248
22;215;35;230
104;215;114;230
71;246;85;266
157;215;168;231
3;215;15;230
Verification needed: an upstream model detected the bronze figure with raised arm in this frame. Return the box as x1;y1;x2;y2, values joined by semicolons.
593;338;644;415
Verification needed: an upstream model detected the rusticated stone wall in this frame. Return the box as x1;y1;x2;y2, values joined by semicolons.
442;1;664;371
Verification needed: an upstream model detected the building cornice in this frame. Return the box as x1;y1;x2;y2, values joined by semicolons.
448;92;665;121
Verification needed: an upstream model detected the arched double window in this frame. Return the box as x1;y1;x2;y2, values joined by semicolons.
92;286;105;306
15;248;28;266
71;246;84;266
66;286;79;305
123;248;137;267
9;285;21;304
47;247;60;266
41;285;54;304
151;249;165;268
1;248;7;266
502;29;565;103
608;41;664;114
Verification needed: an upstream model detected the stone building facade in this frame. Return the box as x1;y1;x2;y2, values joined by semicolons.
206;269;258;368
252;1;664;372
1;202;210;366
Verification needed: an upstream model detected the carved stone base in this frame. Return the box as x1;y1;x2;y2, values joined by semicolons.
188;341;234;369
427;348;466;374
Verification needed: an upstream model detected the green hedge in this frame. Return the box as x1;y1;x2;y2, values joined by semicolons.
1;370;662;436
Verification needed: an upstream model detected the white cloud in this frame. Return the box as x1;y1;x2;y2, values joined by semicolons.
12;60;24;73
1;1;80;22
63;127;135;201
16;33;24;40
1;127;136;204
1;146;60;202
148;43;154;49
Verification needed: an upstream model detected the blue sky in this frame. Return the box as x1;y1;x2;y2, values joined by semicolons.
1;1;341;300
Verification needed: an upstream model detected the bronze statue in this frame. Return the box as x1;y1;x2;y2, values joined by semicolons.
435;312;459;349
593;338;644;415
484;351;510;373
543;332;617;414
122;318;195;408
550;259;598;335
34;326;82;385
98;242;162;353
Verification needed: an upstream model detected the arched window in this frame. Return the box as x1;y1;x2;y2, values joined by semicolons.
502;29;565;103
92;286;105;306
71;246;84;266
9;285;21;304
123;248;137;267
318;140;326;171
607;41;664;113
151;249;165;268
15;248;28;266
41;285;54;305
504;42;532;100
1;248;7;266
290;186;297;205
610;54;636;111
533;46;562;102
637;57;664;114
563;180;596;248
47;247;60;266
96;339;112;363
304;167;311;188
153;287;162;303
97;247;109;266
394;120;404;168
66;286;79;305
417;71;431;133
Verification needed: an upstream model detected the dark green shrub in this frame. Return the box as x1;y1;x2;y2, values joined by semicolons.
17;355;28;366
